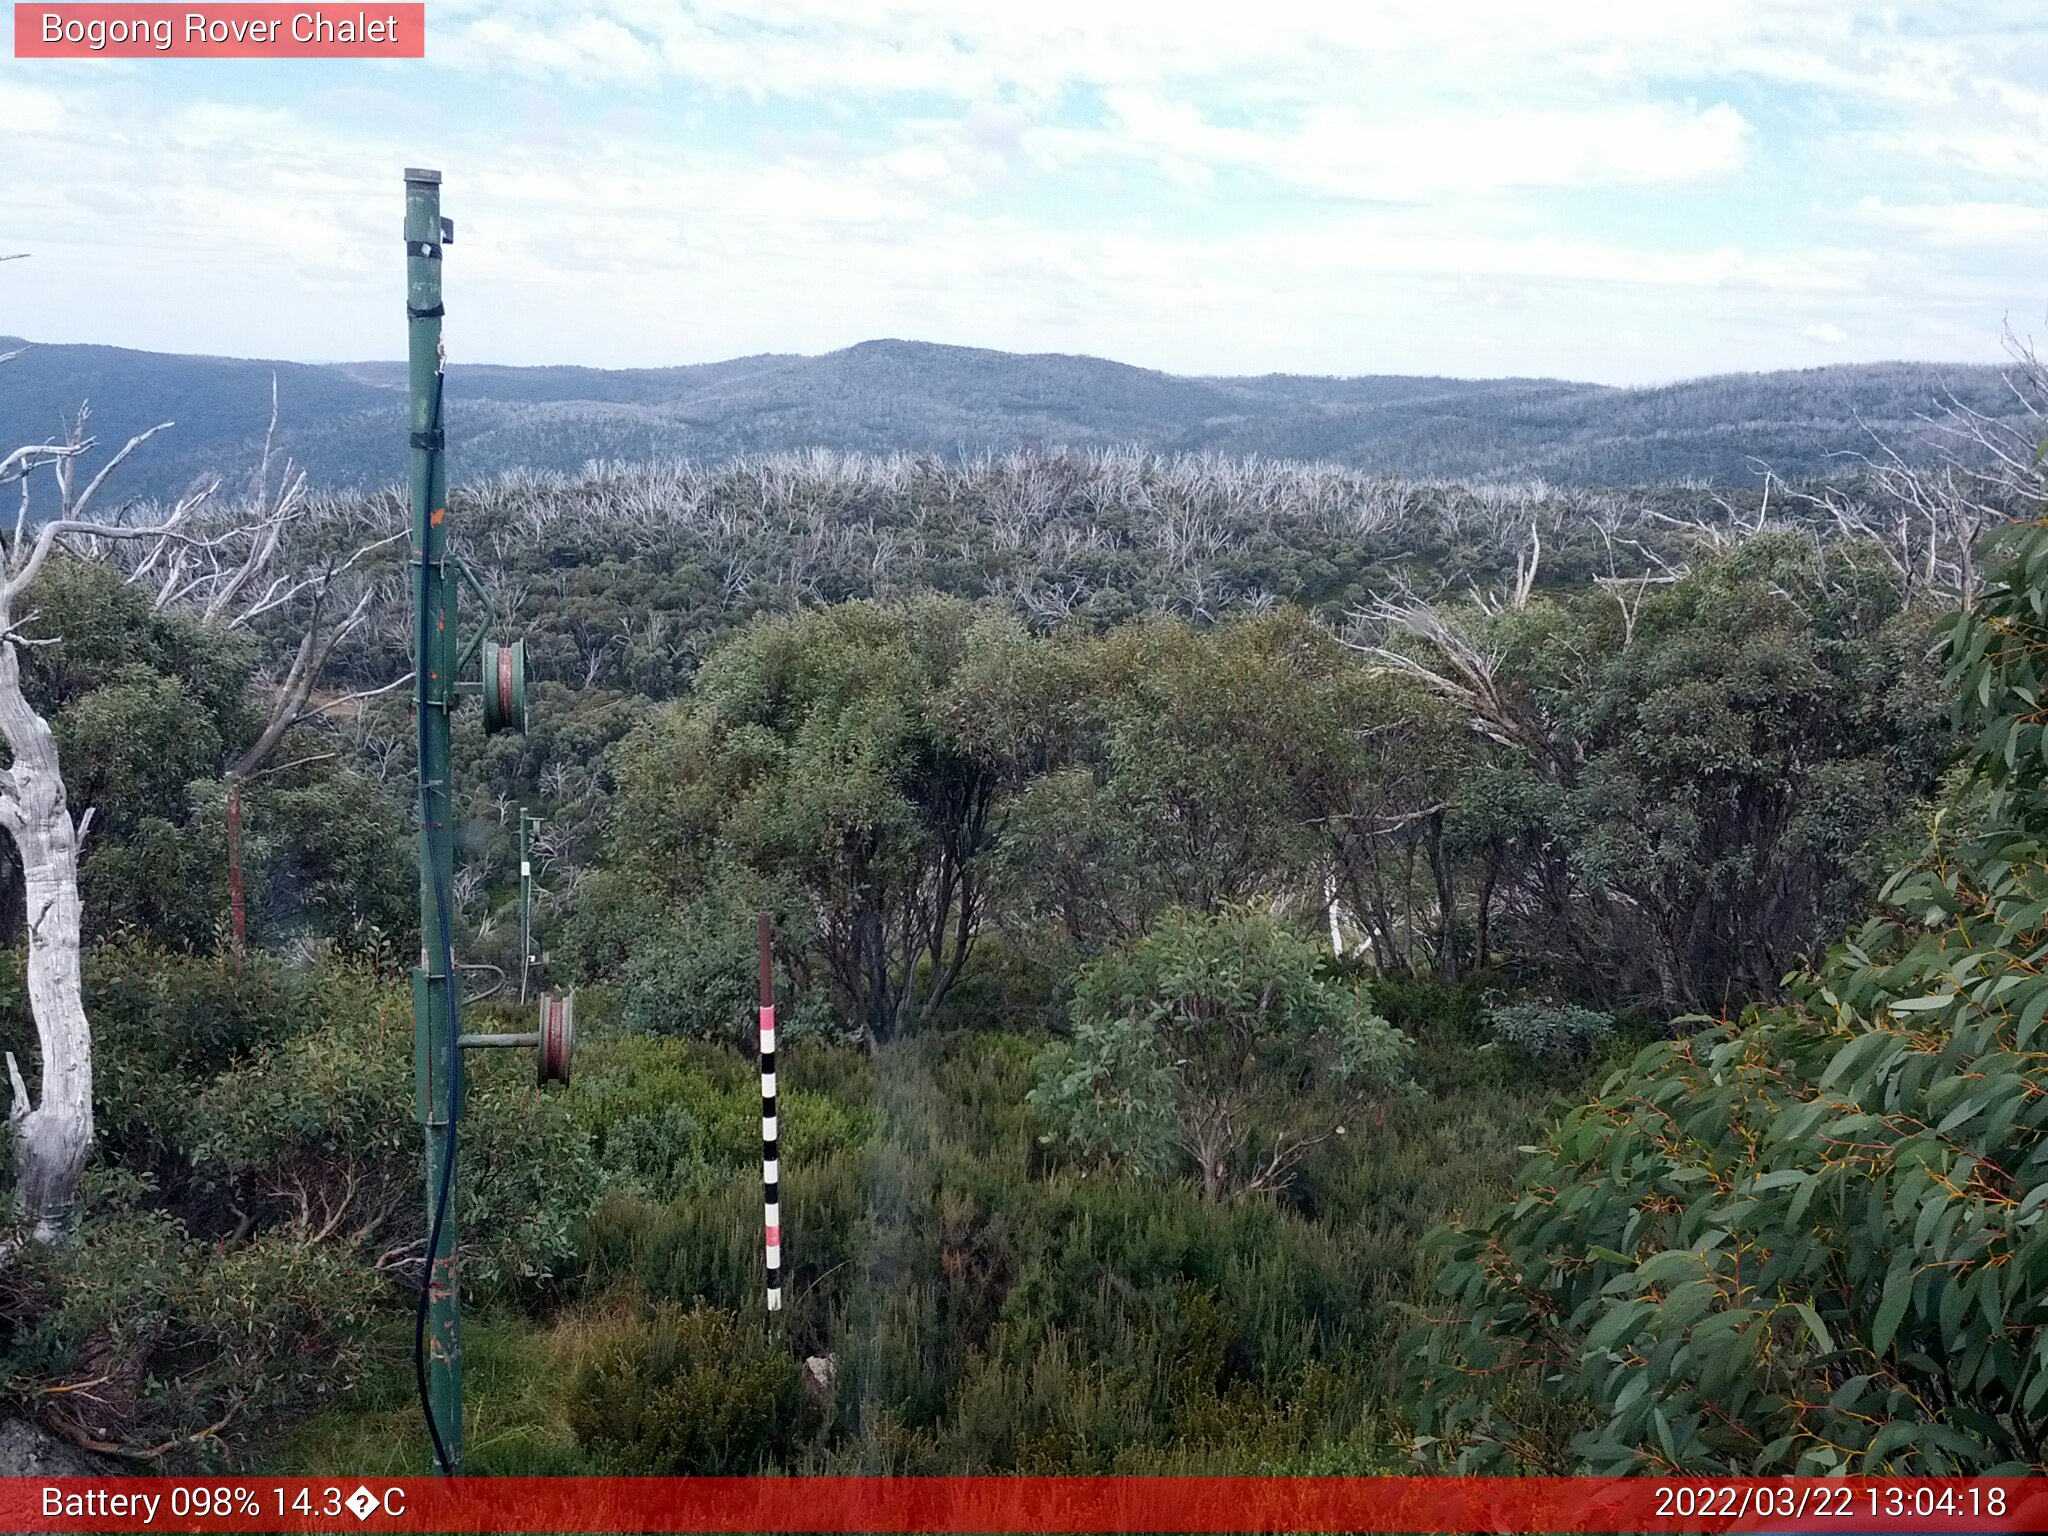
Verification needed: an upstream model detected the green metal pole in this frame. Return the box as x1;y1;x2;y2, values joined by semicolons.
405;165;463;1474
518;811;535;1005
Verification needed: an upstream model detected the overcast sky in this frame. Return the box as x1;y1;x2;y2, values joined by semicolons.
3;1;2045;383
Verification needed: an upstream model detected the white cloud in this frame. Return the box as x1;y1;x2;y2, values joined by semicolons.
1852;197;2048;247
2;1;2041;384
0;79;1900;381
0;78;70;134
421;1;1979;108
1026;97;1750;199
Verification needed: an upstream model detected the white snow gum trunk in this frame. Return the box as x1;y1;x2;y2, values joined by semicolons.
0;601;92;1243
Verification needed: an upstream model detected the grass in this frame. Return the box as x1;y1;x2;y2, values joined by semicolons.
274;1308;596;1476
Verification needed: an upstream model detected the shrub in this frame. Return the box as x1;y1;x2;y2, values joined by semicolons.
1362;972;1488;1044
573;1034;876;1200
1030;908;1407;1199
183;966;600;1293
555;868;841;1044
1482;1001;1614;1064
566;1303;814;1473
458;1051;607;1293
4;1206;382;1462
24;944;363;1189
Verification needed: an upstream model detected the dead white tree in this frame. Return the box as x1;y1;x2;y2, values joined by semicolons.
1347;527;1575;786
1775;347;2048;608
1591;512;1687;647
1351;593;1574;785
0;400;214;1243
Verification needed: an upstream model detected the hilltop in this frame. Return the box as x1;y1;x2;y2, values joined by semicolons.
0;334;2022;501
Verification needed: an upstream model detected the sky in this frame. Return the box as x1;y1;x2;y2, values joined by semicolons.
2;1;2046;384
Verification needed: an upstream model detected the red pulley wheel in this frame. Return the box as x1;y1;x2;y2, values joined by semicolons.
537;991;575;1085
480;637;527;735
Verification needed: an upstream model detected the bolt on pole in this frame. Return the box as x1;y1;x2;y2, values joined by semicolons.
405;164;463;1476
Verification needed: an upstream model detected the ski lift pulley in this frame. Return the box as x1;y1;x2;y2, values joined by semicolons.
480;637;527;734
537;991;575;1085
455;990;574;1086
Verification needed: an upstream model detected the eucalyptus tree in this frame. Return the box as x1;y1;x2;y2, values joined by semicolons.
1355;536;1951;1009
999;611;1364;950
0;393;217;1241
1030;906;1407;1200
1412;512;2048;1473
114;390;407;952
616;595;1058;1045
0;360;403;1239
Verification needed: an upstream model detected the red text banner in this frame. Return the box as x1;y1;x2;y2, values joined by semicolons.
13;5;426;58
2;1476;2046;1533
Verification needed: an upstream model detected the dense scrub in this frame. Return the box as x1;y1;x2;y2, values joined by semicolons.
1412;518;2048;1473
0;950;592;1458
0;864;1577;1470
280;975;1577;1475
3;436;2041;1471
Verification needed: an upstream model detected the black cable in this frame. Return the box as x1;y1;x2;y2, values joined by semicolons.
412;367;461;1478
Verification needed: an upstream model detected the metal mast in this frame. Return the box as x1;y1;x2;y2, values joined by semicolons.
405;165;463;1475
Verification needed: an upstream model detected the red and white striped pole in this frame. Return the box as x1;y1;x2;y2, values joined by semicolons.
758;912;781;1313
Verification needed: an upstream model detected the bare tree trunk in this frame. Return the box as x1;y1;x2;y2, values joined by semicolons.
0;623;92;1243
1474;851;1498;974
1428;811;1460;982
225;778;246;968
0;404;215;1246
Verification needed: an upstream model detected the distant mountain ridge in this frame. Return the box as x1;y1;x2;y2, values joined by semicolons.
0;335;2023;502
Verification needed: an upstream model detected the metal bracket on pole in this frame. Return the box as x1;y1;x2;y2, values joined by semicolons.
459;991;575;1085
452;558;497;676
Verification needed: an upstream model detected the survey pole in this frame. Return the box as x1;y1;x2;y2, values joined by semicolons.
760;913;782;1314
406;165;463;1475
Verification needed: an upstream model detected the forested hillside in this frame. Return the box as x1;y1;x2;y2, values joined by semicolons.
5;384;2048;1474
0;334;2027;502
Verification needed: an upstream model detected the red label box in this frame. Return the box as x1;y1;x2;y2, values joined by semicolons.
4;1477;2048;1533
13;4;426;58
